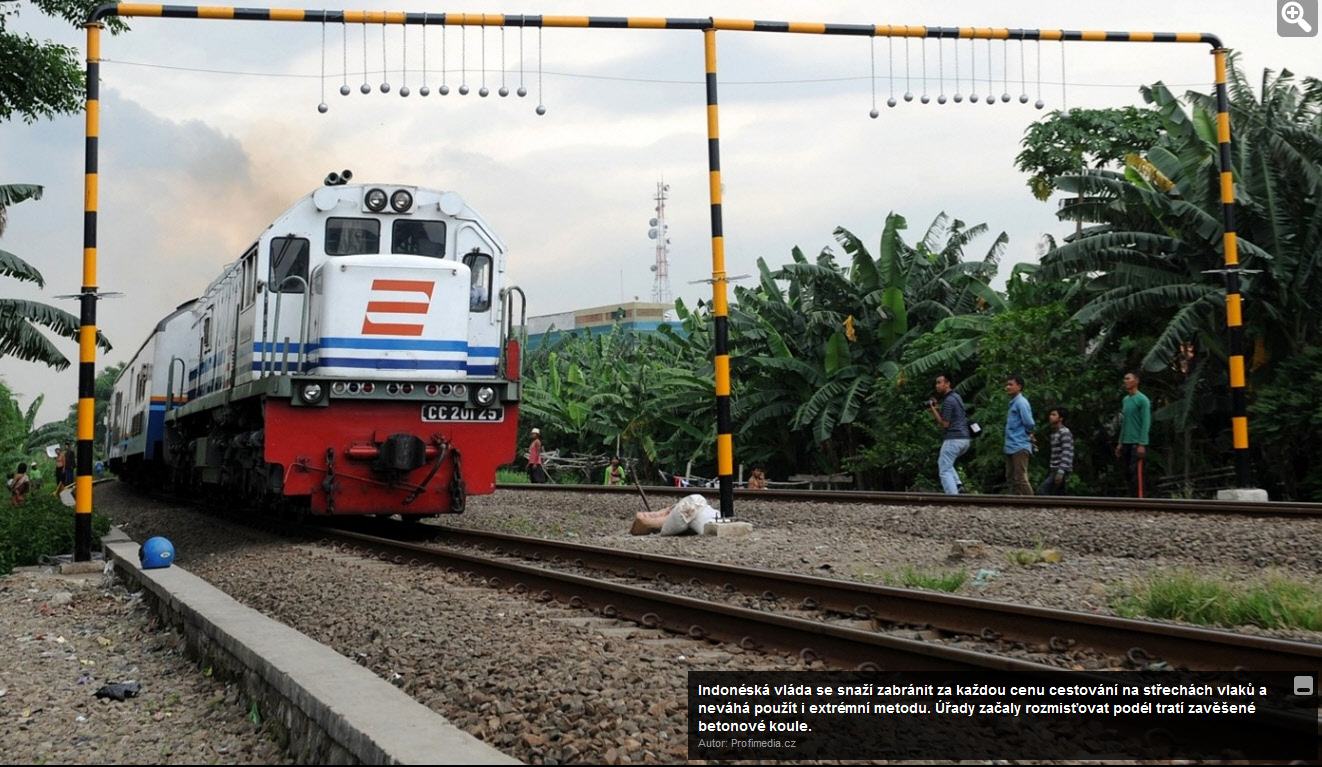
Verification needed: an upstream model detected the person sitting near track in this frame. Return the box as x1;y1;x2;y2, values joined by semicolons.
8;462;31;505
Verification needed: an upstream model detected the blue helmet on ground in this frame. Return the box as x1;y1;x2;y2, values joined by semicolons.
139;536;175;569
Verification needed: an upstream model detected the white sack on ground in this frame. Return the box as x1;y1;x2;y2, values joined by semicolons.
658;494;718;536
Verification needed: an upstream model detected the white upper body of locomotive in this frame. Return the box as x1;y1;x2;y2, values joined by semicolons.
191;179;508;398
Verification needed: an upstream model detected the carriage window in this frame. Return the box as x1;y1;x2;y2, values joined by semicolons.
325;217;380;256
270;237;309;293
241;245;257;307
392;220;447;258
463;252;492;312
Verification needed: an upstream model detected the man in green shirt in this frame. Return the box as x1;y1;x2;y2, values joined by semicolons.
1114;371;1151;498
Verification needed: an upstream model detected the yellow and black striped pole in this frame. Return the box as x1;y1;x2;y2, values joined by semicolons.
75;21;102;561
703;27;734;519
1213;49;1251;487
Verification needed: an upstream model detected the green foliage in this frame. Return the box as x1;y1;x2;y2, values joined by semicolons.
1015;107;1164;201
1113;571;1322;631
964;303;1117;494
0;492;111;576
1;184;112;369
1249;346;1322;500
1032;62;1322;497
0;1;128;124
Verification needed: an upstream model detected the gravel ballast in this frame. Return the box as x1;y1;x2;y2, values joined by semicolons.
0;566;290;765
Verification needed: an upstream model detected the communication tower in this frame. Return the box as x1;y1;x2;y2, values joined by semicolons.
647;181;672;304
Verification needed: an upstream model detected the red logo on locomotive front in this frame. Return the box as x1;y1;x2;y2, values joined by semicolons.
361;279;435;336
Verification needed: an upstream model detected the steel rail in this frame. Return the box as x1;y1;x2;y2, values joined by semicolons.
316;527;1062;673
427;524;1322;673
496;483;1322;518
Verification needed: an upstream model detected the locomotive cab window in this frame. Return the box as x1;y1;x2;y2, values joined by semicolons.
325;217;380;256
392;220;446;258
270;237;310;293
464;252;492;312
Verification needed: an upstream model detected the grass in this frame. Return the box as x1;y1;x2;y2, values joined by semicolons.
848;564;968;592
496;468;530;484
1113;571;1322;631
0;494;112;576
887;567;968;592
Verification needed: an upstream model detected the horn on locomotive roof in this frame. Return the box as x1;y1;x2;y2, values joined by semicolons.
324;169;354;187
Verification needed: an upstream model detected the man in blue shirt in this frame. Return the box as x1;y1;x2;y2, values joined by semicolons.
1003;374;1035;495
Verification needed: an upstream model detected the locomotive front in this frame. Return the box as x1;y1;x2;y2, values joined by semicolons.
160;174;523;517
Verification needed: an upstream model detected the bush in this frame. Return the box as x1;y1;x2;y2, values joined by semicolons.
0;494;111;576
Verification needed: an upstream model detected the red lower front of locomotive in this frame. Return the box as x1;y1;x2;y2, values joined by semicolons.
263;397;518;515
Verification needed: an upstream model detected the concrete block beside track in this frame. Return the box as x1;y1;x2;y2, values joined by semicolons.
102;535;519;765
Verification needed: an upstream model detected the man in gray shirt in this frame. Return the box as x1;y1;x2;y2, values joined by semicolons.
929;373;971;494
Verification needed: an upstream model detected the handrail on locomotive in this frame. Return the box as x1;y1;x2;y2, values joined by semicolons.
268;274;311;376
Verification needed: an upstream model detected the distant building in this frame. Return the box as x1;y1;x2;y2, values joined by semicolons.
524;301;680;349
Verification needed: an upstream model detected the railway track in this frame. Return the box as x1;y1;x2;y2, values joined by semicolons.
496;482;1322;518
425;524;1322;673
310;522;1322;675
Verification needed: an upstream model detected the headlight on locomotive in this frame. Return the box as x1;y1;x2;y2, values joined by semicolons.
475;385;496;407
364;188;388;211
300;383;325;404
390;189;414;213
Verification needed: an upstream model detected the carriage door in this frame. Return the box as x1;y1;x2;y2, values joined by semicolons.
236;245;258;384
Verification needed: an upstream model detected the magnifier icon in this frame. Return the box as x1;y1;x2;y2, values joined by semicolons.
1282;1;1314;33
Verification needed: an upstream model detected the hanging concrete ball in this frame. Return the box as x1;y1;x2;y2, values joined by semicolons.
970;93;980;103
440;84;451;95
535;104;547;115
339;84;351;96
317;102;329;113
420;85;431;97
954;93;964;102
479;86;490;97
1019;94;1029;104
903;91;913;102
886;97;897;107
1001;93;1011;102
499;86;509;97
380;82;391;93
869;108;879;118
986;96;995;106
938;94;948;104
920;94;930;104
360;82;372;94
400;85;410;97
459;84;470;95
1035;99;1045;109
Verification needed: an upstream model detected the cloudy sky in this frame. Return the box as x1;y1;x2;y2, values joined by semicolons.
1;0;1318;423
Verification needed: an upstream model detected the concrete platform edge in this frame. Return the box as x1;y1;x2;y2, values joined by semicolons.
103;533;519;765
